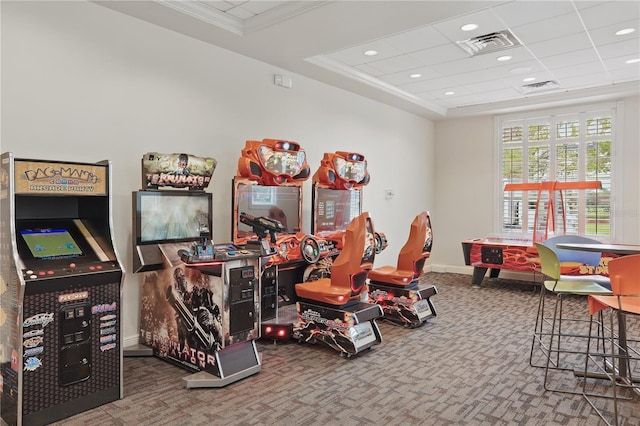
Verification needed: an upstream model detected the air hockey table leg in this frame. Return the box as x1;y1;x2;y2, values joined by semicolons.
472;266;487;285
489;268;501;279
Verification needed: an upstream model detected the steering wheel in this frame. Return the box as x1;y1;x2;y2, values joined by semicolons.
300;235;321;264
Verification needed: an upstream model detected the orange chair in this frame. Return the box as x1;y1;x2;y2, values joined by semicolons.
295;212;375;306
582;254;640;425
368;211;432;286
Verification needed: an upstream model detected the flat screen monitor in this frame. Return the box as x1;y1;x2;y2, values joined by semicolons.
134;190;213;245
312;186;362;234
20;228;84;259
232;179;301;244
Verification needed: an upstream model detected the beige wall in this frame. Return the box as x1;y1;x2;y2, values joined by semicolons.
432;97;640;275
1;1;435;344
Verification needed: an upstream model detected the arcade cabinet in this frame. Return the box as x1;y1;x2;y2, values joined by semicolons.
367;211;438;328
233;139;331;328
461;180;610;285
308;151;387;282
132;152;262;388
0;153;123;426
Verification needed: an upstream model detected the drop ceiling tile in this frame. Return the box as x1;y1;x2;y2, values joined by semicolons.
539;48;601;69
597;38;640;60
409;43;471;67
527;32;594;58
460;78;517;94
427;57;489;76
353;63;386;77
589;19;640;47
402;75;461;92
510;12;585;45
450;45;536;70
609;67;640;83
423;86;473;102
430;9;506;43
490;0;576;29
577;1;640;30
325;41;404;67
383;25;451;53
551;61;607;79
556;73;612;89
366;54;425;75
382;67;443;85
603;55;640;72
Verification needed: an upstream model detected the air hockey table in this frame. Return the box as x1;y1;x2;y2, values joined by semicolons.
461;235;539;285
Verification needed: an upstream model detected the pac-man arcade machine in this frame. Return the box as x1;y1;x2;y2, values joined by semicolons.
0;153;123;426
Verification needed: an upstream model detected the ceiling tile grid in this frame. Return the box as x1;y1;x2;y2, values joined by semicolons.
102;0;640;117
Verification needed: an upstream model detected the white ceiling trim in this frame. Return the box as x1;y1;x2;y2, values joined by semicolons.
155;0;331;36
244;1;332;35
157;0;244;35
306;54;447;116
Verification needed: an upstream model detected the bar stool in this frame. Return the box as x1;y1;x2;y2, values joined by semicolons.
582;254;640;425
530;243;611;394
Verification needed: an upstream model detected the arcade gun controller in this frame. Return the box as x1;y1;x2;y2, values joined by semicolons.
237;212;331;268
179;227;270;266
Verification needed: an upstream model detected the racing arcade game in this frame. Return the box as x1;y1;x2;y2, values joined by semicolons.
233;139;331;334
293;212;383;357
132;153;262;388
309;151;387;281
367;211;438;328
0;154;123;426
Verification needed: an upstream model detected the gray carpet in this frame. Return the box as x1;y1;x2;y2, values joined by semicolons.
51;272;639;425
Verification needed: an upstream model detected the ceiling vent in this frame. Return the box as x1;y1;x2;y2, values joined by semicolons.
457;30;521;56
520;80;561;94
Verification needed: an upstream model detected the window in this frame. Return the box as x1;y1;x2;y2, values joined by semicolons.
498;107;614;239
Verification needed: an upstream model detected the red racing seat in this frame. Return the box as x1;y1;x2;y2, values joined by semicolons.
368;211;432;287
295;212;375;306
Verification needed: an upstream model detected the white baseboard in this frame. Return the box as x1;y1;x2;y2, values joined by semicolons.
123;335;141;348
429;264;542;283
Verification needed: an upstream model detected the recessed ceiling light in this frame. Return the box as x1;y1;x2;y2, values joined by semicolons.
510;66;532;74
497;55;512;61
626;58;640;64
445;91;455;95
616;28;636;36
523;77;536;82
461;24;478;31
363;50;378;56
410;73;422;78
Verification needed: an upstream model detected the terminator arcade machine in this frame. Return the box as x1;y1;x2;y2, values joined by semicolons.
0;153;123;426
132;153;262;388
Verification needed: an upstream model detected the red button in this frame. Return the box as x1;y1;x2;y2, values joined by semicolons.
69;263;76;269
38;271;45;276
89;266;95;271
47;271;54;275
96;265;103;270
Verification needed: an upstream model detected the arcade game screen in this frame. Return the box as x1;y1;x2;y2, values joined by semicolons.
313;187;361;233
20;228;83;259
233;181;301;242
135;191;212;245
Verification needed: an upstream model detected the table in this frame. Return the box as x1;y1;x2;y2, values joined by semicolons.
555;243;640;256
558;242;640;381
